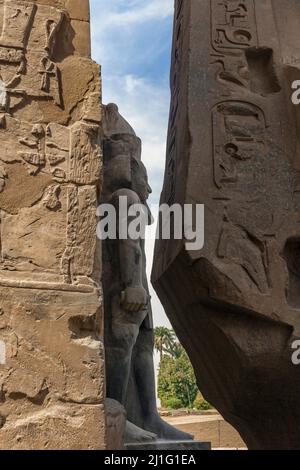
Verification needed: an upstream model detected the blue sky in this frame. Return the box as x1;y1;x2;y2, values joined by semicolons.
90;0;174;328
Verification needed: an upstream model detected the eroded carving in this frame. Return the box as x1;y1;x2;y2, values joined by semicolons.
0;1;36;49
218;211;269;293
211;0;280;95
0;103;101;280
211;0;258;53
0;0;64;113
19;124;46;175
212;101;266;190
284;238;300;308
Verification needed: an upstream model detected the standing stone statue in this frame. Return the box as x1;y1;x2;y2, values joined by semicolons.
153;0;300;450
0;0;110;450
103;103;191;443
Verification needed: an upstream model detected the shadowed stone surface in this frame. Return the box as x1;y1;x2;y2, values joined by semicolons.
0;0;109;450
152;0;300;450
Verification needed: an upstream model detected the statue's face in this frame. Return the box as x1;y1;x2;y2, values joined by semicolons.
132;162;152;202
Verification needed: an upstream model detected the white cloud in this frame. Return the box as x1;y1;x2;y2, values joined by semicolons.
92;0;173;29
90;0;174;74
101;0;174;26
91;0;174;329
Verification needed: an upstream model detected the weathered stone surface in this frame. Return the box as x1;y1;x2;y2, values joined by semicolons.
152;0;300;450
164;413;246;449
0;0;106;449
106;399;126;451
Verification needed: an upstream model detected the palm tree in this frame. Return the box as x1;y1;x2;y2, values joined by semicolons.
154;327;176;362
167;341;184;359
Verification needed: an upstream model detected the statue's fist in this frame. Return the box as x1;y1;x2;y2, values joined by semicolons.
121;287;148;312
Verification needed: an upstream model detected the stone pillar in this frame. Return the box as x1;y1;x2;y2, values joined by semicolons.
153;0;300;449
0;0;108;449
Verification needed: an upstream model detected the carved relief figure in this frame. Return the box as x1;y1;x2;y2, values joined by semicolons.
218;210;269;293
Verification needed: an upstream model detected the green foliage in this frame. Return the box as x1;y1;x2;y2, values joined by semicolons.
163;397;182;410
193;391;213;411
156;332;198;409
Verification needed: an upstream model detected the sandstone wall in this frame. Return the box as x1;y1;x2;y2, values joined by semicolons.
0;0;107;450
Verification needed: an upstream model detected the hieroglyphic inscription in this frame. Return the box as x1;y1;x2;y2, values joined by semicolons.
211;0;258;53
211;0;260;90
211;80;270;290
0;118;101;281
0;0;64;112
212;101;266;190
0;0;106;452
0;2;101;285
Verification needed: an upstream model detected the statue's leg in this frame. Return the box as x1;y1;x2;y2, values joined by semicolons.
105;295;147;406
129;326;193;441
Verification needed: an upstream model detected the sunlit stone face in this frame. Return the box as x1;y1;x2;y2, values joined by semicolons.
0;339;5;365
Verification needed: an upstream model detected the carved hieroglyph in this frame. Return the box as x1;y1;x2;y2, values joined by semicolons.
153;0;300;450
0;0;112;450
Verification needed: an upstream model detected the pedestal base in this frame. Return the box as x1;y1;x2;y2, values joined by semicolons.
125;440;211;451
